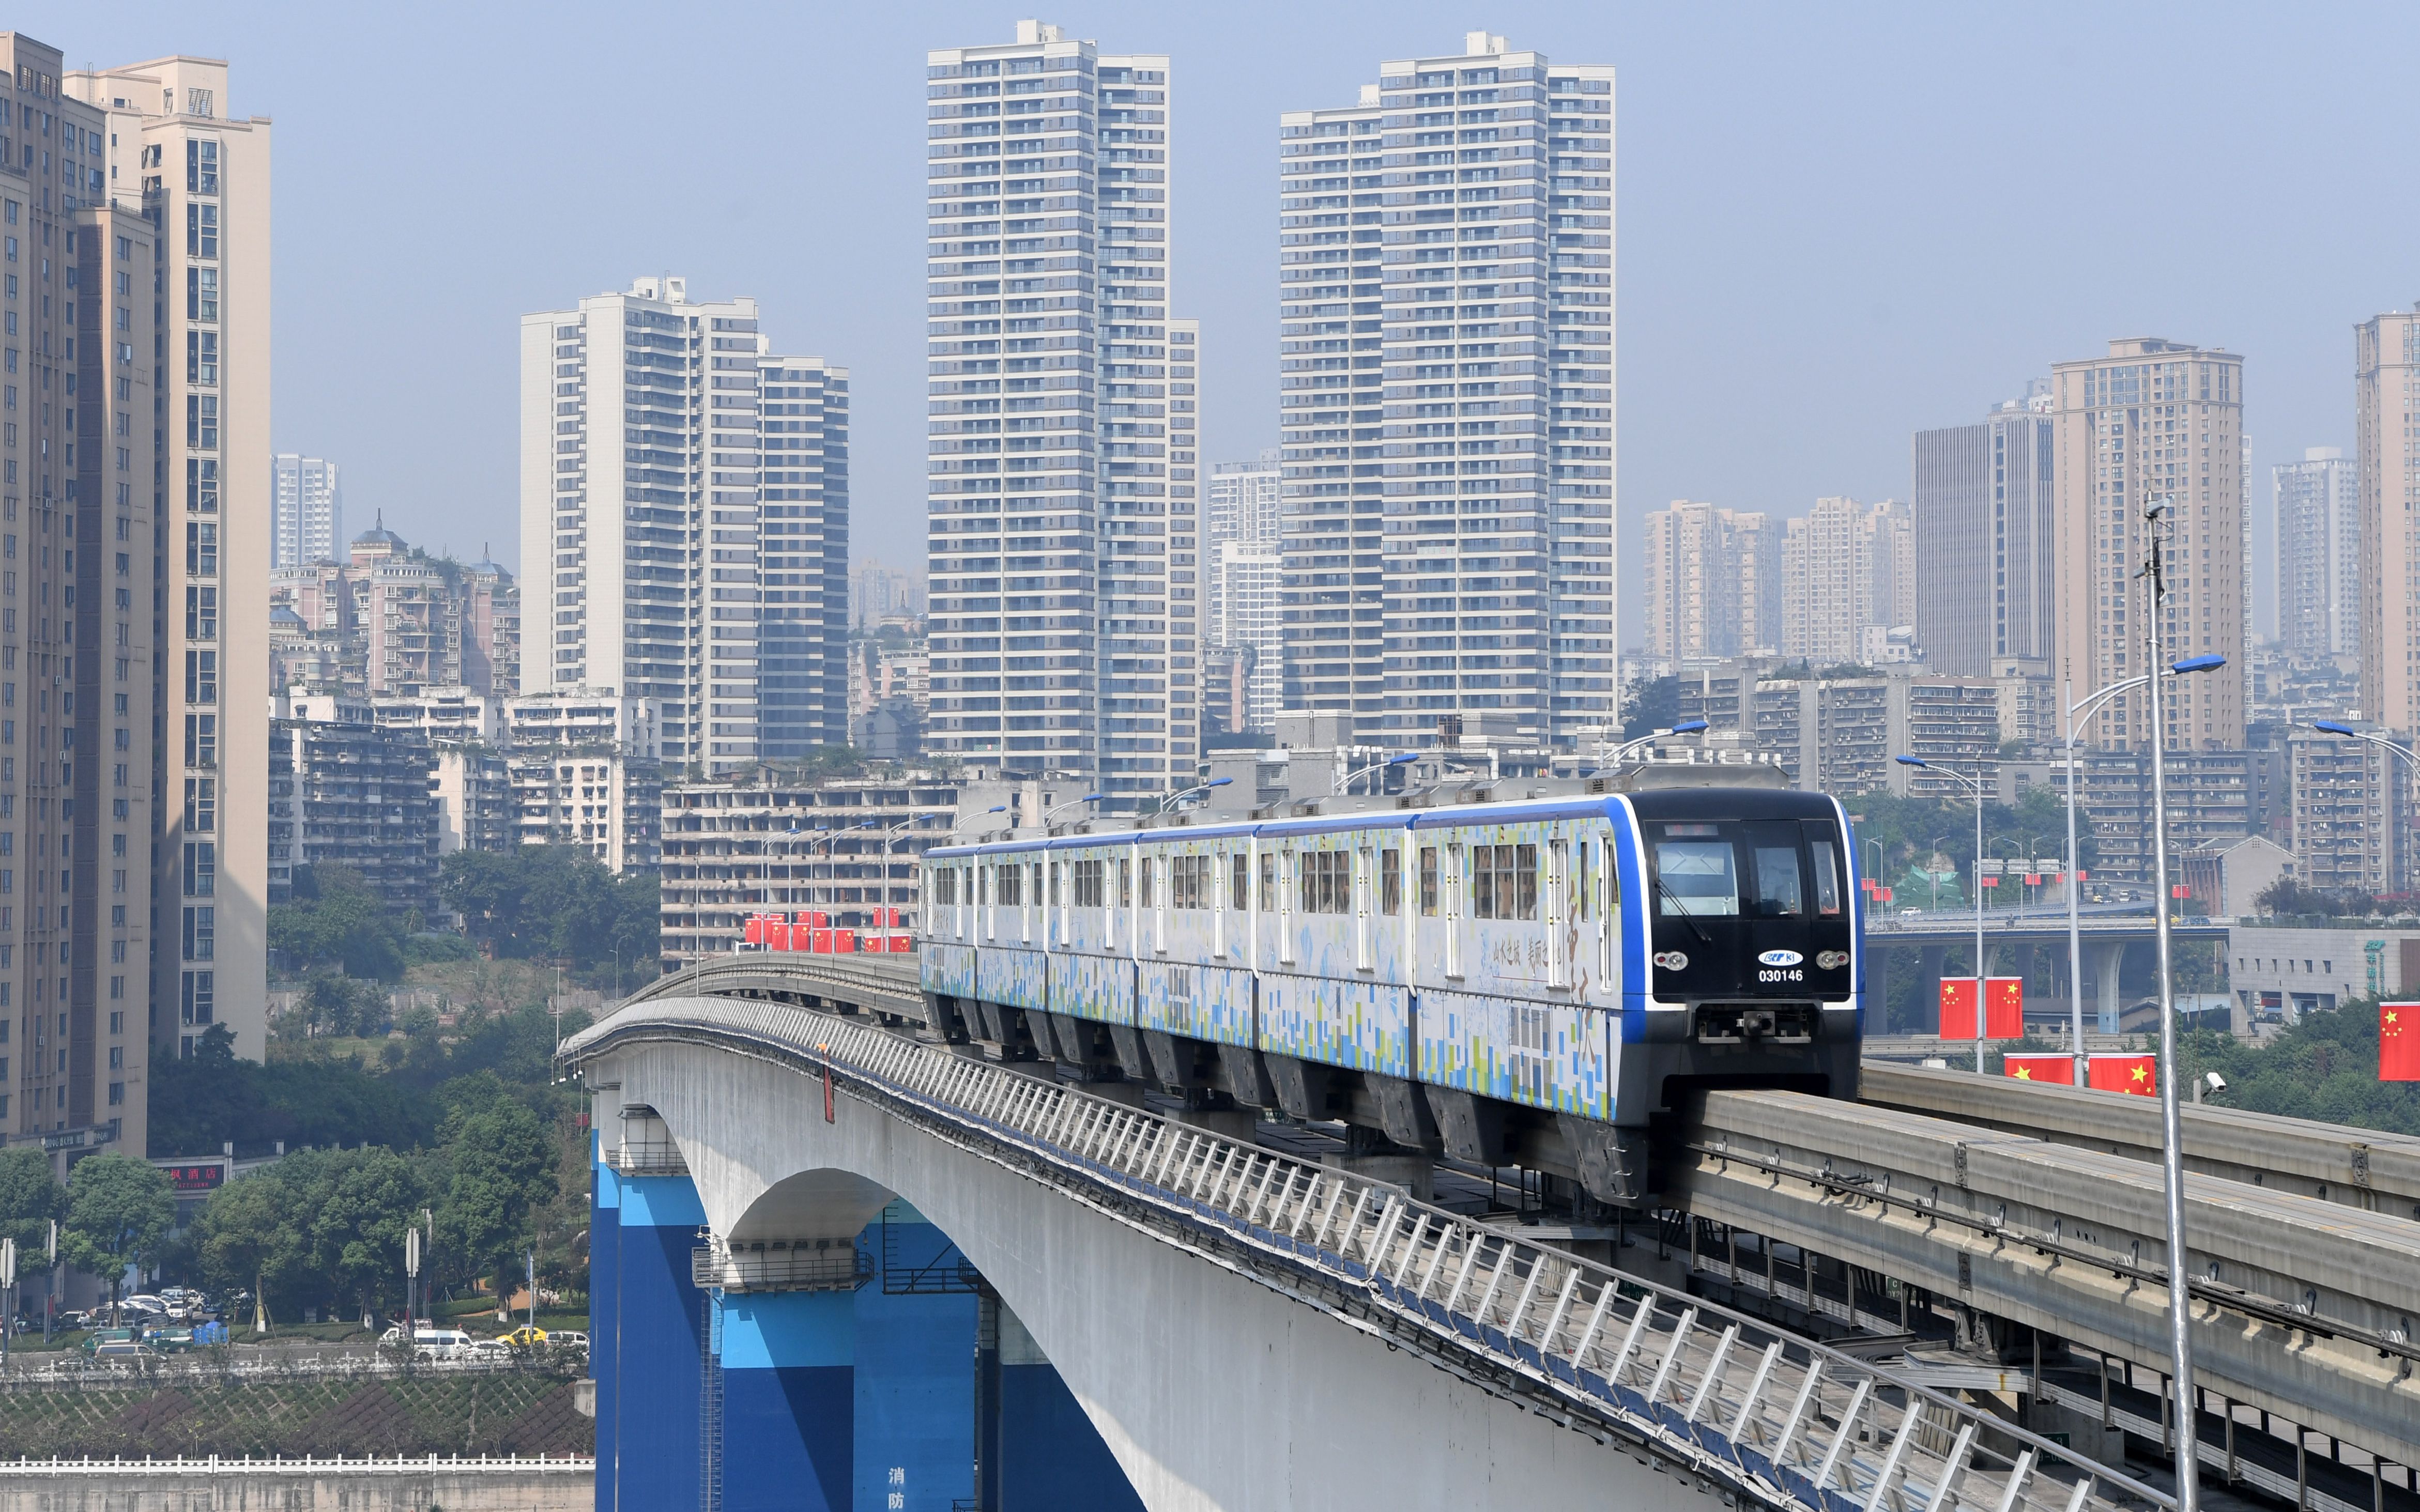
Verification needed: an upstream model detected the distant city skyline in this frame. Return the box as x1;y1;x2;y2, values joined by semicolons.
44;3;2420;648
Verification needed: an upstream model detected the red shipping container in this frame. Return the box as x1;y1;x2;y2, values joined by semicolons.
2002;1054;2075;1085
2087;1053;2157;1097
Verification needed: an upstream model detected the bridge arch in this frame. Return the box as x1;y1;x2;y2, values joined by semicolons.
592;1011;1710;1512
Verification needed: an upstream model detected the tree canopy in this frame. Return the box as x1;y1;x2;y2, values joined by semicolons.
270;865;407;982
58;1154;176;1300
439;845;656;977
0;1146;65;1260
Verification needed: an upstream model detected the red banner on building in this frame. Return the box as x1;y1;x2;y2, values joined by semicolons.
1940;977;2024;1039
2003;1054;2075;1085
2383;1003;2420;1082
2087;1053;2157;1097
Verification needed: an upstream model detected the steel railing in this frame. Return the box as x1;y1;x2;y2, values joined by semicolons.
693;1243;873;1294
566;997;2174;1512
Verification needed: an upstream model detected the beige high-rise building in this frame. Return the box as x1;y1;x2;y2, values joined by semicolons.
2048;339;2245;751
2356;312;2420;738
1641;500;1782;665
68;54;270;1075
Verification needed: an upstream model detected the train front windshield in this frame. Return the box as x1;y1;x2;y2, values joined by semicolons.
1646;818;1852;1000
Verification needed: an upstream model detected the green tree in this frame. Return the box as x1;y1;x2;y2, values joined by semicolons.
301;1148;428;1324
435;1083;557;1302
0;1146;65;1258
1621;676;1681;740
191;1171;302;1331
270;865;407;981
439;844;657;980
146;1030;434;1159
58;1154;175;1317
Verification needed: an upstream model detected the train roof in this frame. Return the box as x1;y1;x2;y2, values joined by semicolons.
922;786;1835;860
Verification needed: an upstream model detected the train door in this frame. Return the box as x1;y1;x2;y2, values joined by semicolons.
1353;841;1374;974
1545;831;1570;990
1443;838;1466;979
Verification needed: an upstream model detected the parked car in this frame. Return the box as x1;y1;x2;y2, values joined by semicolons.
79;1328;139;1356
546;1330;590;1352
502;1325;548;1348
88;1340;159;1365
146;1328;199;1354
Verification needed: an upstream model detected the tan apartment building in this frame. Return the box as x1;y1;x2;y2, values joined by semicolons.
1778;497;1911;666
67;53;270;1072
2048;338;2245;751
0;35;166;1157
2356;311;2420;739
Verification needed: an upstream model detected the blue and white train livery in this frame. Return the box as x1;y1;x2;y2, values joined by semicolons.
920;785;1861;1205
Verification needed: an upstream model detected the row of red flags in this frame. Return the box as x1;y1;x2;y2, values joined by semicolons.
1947;981;2420;1086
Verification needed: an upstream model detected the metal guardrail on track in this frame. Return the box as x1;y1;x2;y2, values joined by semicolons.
566;996;2171;1512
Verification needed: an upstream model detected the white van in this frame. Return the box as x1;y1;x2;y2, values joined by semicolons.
410;1328;473;1361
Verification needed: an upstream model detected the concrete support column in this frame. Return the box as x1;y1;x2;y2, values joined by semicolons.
606;1170;709;1512
2090;940;2127;1035
720;1289;856;1511
853;1205;979;1509
590;1138;622;1510
1919;945;1947;1030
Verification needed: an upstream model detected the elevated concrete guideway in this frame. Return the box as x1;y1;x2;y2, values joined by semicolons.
566;991;2157;1512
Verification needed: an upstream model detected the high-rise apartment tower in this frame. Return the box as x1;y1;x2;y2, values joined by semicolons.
924;21;1200;811
2273;445;2358;661
70;50;273;1090
270;452;339;566
519;277;848;769
2356;312;2420;736
1283;33;1615;750
2049;338;2246;750
1912;394;2056;676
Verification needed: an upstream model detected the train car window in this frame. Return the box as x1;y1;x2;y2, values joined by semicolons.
1419;846;1439;916
1173;854;1212;910
1231;852;1250;912
1655;828;1738;916
1472;843;1539;920
1117;858;1132;908
1074;858;1104;907
1258;853;1277;912
935;868;956;907
1381;847;1402;914
1047;862;1060;906
998;865;1023;907
1806;831;1844;916
1746;822;1804;917
1299;850;1349;914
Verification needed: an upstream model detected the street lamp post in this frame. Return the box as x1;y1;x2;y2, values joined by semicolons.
1157;777;1234;813
1041;791;1107;828
2061;654;2225;1081
2139;495;2202;1512
1897;756;1985;1073
864;815;934;930
1591;719;1708;776
1335;751;1418;795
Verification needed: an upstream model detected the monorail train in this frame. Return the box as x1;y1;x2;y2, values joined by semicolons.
919;785;1861;1206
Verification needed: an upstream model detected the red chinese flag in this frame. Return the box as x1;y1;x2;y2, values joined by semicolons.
2088;1053;2157;1097
2383;1003;2420;1082
1879;887;1893;903
1985;977;2025;1039
2003;1054;2075;1085
1939;978;1979;1038
744;915;765;946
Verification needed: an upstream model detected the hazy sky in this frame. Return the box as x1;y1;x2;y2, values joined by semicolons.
49;1;2420;640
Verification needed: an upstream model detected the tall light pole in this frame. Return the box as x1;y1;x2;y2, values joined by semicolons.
2063;654;2225;1080
1591;719;1709;776
1897;755;1986;1072
1156;777;1234;813
2139;493;2200;1512
1041;791;1107;828
1335;751;1418;795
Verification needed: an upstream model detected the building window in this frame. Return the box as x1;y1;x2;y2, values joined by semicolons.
186;329;217;387
184;649;217;704
187;521;217;575
181;970;215;1027
183;776;216;832
183;840;215;897
181;905;215;962
186;458;218;513
185;585;217;641
186;393;219;449
186;137;218;192
107;1081;123;1105
183;712;217;768
185;202;217;258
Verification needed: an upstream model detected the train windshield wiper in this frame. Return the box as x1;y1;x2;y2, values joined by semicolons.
1653;873;1714;950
